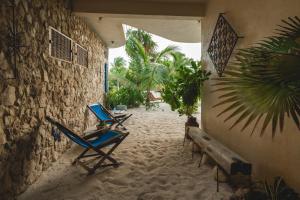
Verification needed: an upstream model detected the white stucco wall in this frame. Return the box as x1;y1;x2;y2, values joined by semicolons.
201;0;300;191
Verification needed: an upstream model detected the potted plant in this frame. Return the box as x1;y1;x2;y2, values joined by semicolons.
162;59;211;135
96;121;109;130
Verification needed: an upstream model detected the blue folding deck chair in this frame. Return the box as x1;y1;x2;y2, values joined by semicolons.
87;103;132;130
46;116;129;174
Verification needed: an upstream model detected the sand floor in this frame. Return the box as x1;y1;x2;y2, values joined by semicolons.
18;103;232;200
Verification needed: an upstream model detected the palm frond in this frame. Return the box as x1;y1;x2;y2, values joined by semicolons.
155;45;179;62
213;16;300;137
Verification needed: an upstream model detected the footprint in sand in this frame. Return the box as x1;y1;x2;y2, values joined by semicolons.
132;160;146;166
126;170;142;178
106;177;129;186
157;177;167;185
192;188;206;199
147;164;158;172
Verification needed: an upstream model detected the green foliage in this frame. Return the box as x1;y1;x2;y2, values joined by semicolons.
162;60;211;116
108;56;143;108
235;177;300;200
125;28;178;109
263;177;299;200
213;16;300;137
107;87;144;109
109;57;128;89
125;29;157;57
108;28;204;112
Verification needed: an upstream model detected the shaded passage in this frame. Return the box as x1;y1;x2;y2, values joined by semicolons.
18;103;232;200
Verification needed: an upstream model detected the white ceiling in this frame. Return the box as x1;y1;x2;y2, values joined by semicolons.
75;13;202;48
73;0;206;47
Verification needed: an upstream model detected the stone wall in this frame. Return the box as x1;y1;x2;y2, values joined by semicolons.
0;0;107;198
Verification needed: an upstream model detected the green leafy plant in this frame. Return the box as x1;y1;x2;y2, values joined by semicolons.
230;177;299;200
213;16;300;137
107;87;144;109
162;60;211;116
263;177;299;200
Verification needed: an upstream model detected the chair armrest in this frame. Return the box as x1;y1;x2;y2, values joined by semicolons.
113;129;130;137
83;128;110;140
102;119;115;123
113;114;127;118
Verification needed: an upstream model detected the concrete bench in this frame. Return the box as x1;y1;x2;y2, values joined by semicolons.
187;126;252;191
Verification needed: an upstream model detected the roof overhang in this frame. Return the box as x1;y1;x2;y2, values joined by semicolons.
73;0;207;47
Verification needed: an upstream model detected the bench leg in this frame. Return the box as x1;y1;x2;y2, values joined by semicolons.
248;175;252;189
216;166;219;192
183;127;190;146
183;133;186;146
192;142;195;159
198;152;204;168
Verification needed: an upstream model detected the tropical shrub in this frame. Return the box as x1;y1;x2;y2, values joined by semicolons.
107;87;144;109
162;60;211;116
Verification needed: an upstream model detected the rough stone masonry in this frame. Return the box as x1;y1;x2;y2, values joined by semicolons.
0;0;107;198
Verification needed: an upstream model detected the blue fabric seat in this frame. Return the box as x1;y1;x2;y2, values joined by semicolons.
46;117;129;174
90;131;121;147
89;103;113;124
88;103;132;129
62;127;121;148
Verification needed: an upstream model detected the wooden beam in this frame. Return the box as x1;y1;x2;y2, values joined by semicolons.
72;0;206;17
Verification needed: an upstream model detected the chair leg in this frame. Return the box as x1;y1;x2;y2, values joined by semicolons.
92;136;127;171
72;148;89;165
94;148;118;164
115;114;132;129
92;147;118;171
198;152;204;168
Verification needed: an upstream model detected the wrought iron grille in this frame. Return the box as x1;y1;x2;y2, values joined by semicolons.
207;14;239;77
49;27;72;62
76;44;88;67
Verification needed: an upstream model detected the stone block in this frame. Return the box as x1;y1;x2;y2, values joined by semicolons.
30;117;38;128
4;116;13;127
42;69;49;82
0;53;9;71
26;14;32;24
38;108;45;120
38;94;47;108
0;124;6;145
40;10;46;22
2;85;16;106
22;0;28;13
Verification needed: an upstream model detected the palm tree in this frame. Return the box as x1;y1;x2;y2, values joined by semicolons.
213;16;300;137
125;29;178;109
145;45;178;108
126;29;157;56
110;57;127;90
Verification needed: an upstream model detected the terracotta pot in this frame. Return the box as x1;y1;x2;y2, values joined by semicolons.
185;116;199;140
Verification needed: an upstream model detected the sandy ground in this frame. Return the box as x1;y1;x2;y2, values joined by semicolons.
18;103;232;200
